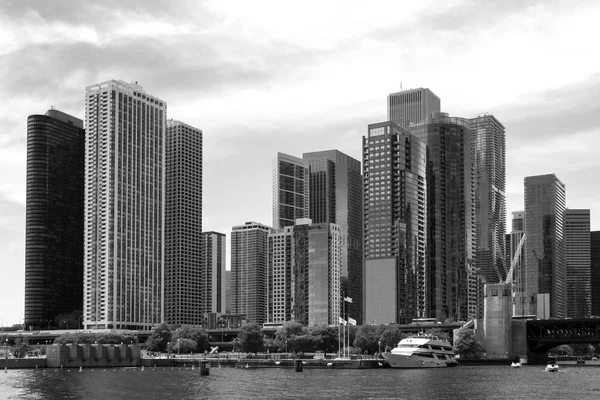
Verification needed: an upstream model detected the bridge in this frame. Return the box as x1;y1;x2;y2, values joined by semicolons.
526;318;600;364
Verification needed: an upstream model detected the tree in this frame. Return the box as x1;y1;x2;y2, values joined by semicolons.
237;323;264;353
379;326;406;352
172;326;210;353
453;327;482;358
145;323;172;352
53;332;139;345
309;325;338;352
174;338;197;353
353;325;379;354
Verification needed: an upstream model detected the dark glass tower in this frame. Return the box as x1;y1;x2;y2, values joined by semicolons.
24;109;85;330
303;150;363;323
591;231;600;316
363;121;428;324
410;113;478;321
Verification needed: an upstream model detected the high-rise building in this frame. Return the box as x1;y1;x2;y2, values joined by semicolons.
302;150;363;323
591;231;600;316
164;119;203;325
272;153;309;229
24;109;85;330
231;221;272;324
471;114;507;284
565;209;591;318
387;88;440;129
410;113;478;321
523;174;566;318
363;121;428;324
267;219;342;326
84;80;166;330
506;211;529;316
200;232;227;314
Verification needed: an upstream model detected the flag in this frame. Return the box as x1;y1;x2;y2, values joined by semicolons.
344;296;353;303
338;317;347;326
348;317;357;326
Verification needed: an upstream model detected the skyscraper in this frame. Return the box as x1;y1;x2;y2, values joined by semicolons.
524;174;566;318
565;209;591;318
302;150;363;323
506;211;528;316
471;114;507;284
410;113;477;321
231;221;272;324
363;121;428;324
24;109;85;330
84;80;166;330
387;88;440;129
267;220;342;326
164;119;203;325
200;232;227;314
591;231;600;316
272;153;309;229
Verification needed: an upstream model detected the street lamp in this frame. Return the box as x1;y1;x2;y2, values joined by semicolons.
167;342;170;359
63;320;68;330
378;340;381;356
178;338;180;355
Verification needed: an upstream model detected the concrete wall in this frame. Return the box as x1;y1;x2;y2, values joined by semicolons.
46;344;141;368
483;283;512;358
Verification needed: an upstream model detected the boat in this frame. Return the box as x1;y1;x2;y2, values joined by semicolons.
383;334;458;368
510;362;522;368
545;356;559;372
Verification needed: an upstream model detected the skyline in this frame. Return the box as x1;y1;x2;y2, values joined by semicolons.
2;0;600;326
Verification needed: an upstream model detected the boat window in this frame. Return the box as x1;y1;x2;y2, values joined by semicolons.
415;353;435;358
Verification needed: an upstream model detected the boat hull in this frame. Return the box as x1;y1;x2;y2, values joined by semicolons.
383;353;457;368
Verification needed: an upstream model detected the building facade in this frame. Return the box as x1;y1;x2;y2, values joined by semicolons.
164;119;203;325
272;153;309;229
303;150;363;323
470;114;507;285
506;211;528;316
387;88;440;129
24;109;85;330
231;222;272;324
523;174;566;318
267;220;342;326
591;231;600;316
410;113;478;321
565;209;591;318
363;121;428;324
84;80;166;330
200;232;227;315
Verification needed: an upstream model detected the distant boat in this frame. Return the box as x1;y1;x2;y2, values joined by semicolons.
383;334;458;368
510;362;522;368
545;356;559;372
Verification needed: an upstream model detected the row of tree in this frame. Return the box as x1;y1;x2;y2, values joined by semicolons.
144;324;211;353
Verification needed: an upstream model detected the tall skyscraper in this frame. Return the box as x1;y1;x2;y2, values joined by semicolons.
387;88;440;129
591;231;600;316
410;113;477;321
303;150;363;323
231;221;272;324
84;80;166;330
363;121;428;324
565;209;591;318
471;114;507;284
506;211;528;316
24;109;85;330
272;153;309;229
524;174;566;318
200;232;227;314
267;220;342;326
164;119;203;325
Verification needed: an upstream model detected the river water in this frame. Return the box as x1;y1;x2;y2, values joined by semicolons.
1;364;600;399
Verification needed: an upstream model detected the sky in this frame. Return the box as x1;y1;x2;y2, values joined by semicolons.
1;0;600;327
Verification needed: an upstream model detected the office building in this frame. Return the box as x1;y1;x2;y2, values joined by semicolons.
523;174;566;318
471;114;507;284
272;153;309;229
84;80;166;330
565;209;591;318
164;119;203;325
387;88;440;129
410;113;478;321
506;211;528;316
363;121;428;324
231;222;272;324
591;231;600;316
24;109;85;330
200;232;227;314
303;150;363;323
268;219;343;326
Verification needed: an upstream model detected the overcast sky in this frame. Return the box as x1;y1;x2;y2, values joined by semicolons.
1;0;599;326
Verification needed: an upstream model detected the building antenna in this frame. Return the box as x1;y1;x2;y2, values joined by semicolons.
400;82;403;90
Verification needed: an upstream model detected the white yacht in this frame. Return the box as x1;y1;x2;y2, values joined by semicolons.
383;335;458;368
